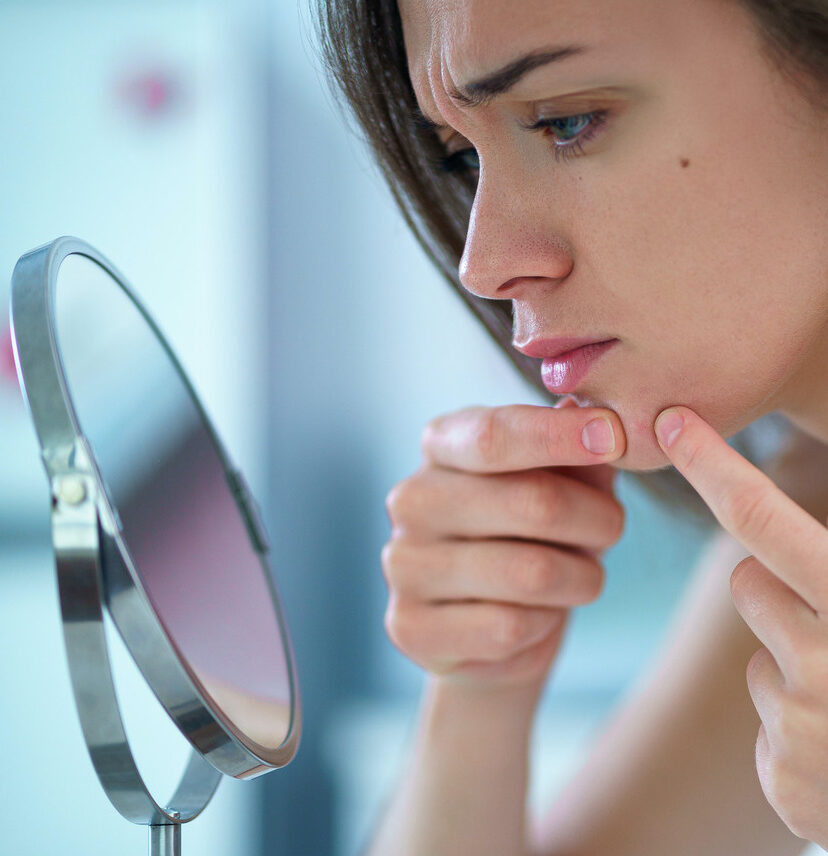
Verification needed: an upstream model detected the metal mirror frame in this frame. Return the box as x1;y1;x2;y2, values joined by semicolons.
9;237;301;836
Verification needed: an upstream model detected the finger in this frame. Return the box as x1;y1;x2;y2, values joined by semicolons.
755;721;772;789
730;556;818;683
454;615;569;684
745;646;786;755
654;406;828;611
386;598;565;666
387;467;625;551
558;461;620;496
552;397;620;494
422;404;626;473
385;538;604;607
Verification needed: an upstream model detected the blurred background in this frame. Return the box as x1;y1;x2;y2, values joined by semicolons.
0;1;815;855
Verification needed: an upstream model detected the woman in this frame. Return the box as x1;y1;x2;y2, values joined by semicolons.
313;1;828;853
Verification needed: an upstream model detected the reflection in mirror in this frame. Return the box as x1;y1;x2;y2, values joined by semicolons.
53;253;291;750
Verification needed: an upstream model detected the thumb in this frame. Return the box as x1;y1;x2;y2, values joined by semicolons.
551;397;620;495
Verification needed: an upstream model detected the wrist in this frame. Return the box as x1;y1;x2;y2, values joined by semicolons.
423;674;543;743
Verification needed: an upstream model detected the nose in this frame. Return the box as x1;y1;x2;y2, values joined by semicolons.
458;163;574;299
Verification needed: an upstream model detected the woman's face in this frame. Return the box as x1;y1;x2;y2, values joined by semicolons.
398;0;828;472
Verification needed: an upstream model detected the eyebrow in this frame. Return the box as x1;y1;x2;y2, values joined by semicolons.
412;44;586;132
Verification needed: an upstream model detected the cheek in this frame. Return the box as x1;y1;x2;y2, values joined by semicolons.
553;100;825;472
577;152;809;377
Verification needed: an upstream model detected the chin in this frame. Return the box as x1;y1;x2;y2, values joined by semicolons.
608;401;756;473
570;383;767;471
569;397;675;472
611;445;678;473
606;426;677;472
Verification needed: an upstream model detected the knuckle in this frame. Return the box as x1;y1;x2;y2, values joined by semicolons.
519;473;563;527
511;553;554;599
384;477;420;526
420;418;439;460
384;597;410;651
383;599;400;645
723;484;776;542
538;413;567;462
380;537;421;594
784;815;811;843
678;435;708;473
491;608;527;653
380;540;403;588
746;645;769;685
581;559;606;602
610;502;627;543
470;408;502;466
773;704;803;754
380;541;393;580
761;757;808;839
384;484;401;524
761;755;791;811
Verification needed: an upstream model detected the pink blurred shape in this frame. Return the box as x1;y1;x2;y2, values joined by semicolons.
0;323;19;389
117;66;183;119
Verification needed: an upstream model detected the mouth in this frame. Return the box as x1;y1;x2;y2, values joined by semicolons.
512;336;616;360
540;339;619;394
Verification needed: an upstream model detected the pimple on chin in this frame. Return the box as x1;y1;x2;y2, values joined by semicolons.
631;416;661;443
680;158;690;168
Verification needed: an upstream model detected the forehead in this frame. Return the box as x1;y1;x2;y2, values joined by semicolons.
399;0;609;86
397;0;689;118
399;0;591;59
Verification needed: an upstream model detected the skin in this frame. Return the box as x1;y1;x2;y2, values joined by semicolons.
398;0;828;472
655;406;828;846
379;0;828;850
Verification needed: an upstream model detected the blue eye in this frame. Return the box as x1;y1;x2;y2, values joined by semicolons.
544;114;593;141
432;109;608;175
530;110;609;162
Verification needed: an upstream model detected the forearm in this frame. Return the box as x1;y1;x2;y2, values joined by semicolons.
365;676;541;856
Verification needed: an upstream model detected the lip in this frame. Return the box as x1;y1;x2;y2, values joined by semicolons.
512;336;616;360
539;339;619;394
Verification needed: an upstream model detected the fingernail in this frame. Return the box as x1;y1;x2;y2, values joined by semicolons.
582;417;615;455
655;409;684;448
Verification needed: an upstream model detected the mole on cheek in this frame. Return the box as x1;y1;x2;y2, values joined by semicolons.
680;158;690;168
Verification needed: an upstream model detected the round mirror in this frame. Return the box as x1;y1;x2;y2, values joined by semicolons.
54;252;295;751
10;237;300;852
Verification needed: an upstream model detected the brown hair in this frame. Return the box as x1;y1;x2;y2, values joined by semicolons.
310;0;827;529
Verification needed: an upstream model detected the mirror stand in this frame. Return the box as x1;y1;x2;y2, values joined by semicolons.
149;820;180;856
53;459;220;855
10;237;301;854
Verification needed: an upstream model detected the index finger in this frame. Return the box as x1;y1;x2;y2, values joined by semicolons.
421;404;627;473
655;405;828;611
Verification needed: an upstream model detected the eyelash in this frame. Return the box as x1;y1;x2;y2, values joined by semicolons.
531;109;609;162
434;109;609;174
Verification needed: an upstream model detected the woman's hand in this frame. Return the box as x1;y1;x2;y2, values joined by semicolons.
382;401;627;691
654;405;828;847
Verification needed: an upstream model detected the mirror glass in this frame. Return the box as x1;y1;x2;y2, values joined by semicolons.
53;253;292;751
